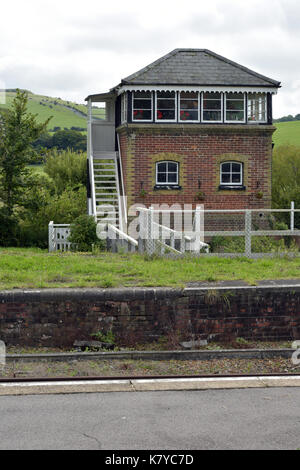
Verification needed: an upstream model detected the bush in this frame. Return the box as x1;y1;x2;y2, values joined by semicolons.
209;235;299;254
44;148;86;194
68;214;105;252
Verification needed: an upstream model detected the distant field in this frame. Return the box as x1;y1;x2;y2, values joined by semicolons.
273;121;300;147
0;90;104;132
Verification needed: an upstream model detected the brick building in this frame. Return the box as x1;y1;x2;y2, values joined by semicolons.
85;49;280;233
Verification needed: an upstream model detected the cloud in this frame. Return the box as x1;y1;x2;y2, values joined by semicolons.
0;0;299;116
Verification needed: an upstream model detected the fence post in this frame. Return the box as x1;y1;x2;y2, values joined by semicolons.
291;201;295;231
48;221;55;252
245;210;252;257
146;207;154;255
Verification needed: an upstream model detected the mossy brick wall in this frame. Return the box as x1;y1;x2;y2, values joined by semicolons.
117;123;275;230
0;286;299;347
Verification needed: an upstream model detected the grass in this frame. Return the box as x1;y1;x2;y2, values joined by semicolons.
0;91;89;131
273;121;300;147
1;248;300;289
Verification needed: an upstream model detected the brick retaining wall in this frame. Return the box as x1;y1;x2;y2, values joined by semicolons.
0;285;299;347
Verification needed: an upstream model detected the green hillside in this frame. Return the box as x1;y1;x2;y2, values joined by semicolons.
273;121;300;147
0;90;90;131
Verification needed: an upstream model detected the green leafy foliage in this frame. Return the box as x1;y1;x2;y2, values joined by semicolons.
272;145;300;227
44;148;86;193
68;214;104;252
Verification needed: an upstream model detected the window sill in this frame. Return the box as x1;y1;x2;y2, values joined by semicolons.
218;185;246;191
154;185;182;190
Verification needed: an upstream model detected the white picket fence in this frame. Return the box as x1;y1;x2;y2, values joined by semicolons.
48;222;72;252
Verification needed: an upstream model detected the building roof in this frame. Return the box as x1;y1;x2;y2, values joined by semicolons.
119;49;280;88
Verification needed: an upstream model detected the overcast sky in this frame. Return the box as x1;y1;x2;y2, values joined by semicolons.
0;0;299;117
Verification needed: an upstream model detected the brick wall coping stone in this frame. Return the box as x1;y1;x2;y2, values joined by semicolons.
1;279;300;303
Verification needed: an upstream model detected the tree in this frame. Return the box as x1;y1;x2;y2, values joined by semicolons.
0;89;51;214
0;90;50;243
272;144;300;227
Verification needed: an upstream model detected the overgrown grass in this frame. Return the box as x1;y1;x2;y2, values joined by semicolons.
0;248;300;289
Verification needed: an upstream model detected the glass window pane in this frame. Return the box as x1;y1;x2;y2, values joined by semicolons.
180;91;198;99
180;110;198;120
180;99;198;110
221;173;230;183
133;99;151;109
226;100;244;110
203;111;221;121
157;173;167;183
157;99;175;109
232;173;241;183
134;91;151;99
203;100;221;110
157;110;175;120
157;91;175;99
157;162;167;172
222;163;231;173
226;93;244;99
232;163;241;173
203;92;221;99
226;111;244;121
133;109;151;120
167;162;177;172
168;173;177;183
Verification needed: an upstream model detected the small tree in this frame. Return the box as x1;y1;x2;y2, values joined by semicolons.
0;90;50;243
0;90;51;214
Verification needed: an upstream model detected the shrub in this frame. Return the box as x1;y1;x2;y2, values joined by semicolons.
44;148;86;194
68;214;105;252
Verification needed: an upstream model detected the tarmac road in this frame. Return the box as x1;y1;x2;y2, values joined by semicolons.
0;387;299;450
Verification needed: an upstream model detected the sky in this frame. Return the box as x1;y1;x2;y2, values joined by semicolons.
0;0;299;118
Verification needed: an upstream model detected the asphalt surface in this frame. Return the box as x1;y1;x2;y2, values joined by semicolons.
0;388;299;450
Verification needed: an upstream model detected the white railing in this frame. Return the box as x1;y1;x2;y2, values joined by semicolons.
48;222;71;252
136;206;209;256
106;223;138;253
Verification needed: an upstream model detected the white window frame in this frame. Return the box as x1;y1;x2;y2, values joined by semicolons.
247;93;267;123
156;161;179;185
132;91;153;122
220;161;243;186
121;93;127;124
155;91;177;123
201;92;223;123
178;91;200;123
224;93;246;124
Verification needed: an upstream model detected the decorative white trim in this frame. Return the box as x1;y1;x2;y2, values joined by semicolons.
118;85;277;95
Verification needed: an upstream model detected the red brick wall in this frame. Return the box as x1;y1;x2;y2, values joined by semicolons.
117;123;275;212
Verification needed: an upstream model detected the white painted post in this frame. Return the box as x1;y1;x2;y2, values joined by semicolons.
245;210;252;257
291;201;295;231
48;221;55;252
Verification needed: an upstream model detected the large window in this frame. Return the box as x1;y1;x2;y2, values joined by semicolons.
220;161;243;185
225;93;245;122
202;92;222;122
156;91;176;121
132;91;152;121
179;92;199;122
247;93;267;122
156;161;179;185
